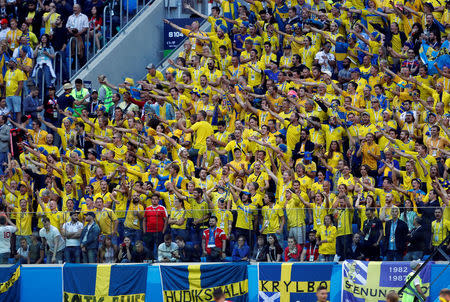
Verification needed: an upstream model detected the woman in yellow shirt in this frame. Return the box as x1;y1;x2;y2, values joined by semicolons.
325;141;344;169
317;215;337;261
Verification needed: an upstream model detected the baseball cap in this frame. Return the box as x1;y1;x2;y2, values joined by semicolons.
323;70;332;77
350;67;360;73
0;19;7;25
287;90;298;98
410;260;421;269
86;212;96;218
146;63;156;69
304;151;313;161
63;83;73;90
124;77;135;85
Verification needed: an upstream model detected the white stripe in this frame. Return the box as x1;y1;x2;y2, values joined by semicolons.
259;292;280;302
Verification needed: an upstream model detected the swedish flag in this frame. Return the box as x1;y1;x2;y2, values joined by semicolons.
161;263;249;302
0;263;21;302
63;264;147;302
258;263;333;302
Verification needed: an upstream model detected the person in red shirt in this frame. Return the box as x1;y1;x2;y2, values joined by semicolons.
202;216;227;262
143;194;168;260
284;236;303;262
301;230;320;262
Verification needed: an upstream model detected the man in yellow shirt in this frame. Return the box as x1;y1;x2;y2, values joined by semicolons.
431;208;450;260
95;197;119;244
145;63;164;84
178;110;213;161
124;193;144;244
260;193;284;238
333;195;354;261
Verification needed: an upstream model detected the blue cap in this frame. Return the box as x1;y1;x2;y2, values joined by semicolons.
190;90;200;97
371;31;381;42
95;104;106;112
218;24;228;33
347;33;356;40
304;151;312;161
350;67;360;73
160;146;168;154
279;144;287;153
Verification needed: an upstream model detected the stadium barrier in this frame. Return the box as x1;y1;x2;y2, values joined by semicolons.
10;262;450;302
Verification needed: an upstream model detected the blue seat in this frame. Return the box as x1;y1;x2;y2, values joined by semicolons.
352;224;358;234
200;257;206;262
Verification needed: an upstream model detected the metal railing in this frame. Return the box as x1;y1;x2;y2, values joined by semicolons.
102;5;113;47
66;0;156;80
52;52;64;90
67;36;79;79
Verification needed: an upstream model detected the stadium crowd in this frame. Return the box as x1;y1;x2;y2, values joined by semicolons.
0;0;449;265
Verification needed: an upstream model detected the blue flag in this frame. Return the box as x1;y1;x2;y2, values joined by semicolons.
63;264;147;301
259;263;333;301
160;263;249;302
419;40;450;74
342;260;432;302
0;263;21;302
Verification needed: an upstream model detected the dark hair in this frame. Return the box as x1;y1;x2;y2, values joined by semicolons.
164;234;172;241
213;288;225;299
175;236;185;243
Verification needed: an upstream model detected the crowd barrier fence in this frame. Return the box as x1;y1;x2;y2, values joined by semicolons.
14;262;450;302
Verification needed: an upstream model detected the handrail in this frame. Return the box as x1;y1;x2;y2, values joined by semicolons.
34;65;45;101
102;4;113;46
67;36;79;79
52;51;63;90
60;0;158;90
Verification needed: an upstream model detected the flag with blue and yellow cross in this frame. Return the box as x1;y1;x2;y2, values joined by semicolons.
160;263;249;301
258;263;333;302
63;263;147;302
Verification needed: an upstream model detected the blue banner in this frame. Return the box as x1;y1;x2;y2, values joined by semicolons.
342;260;432;302
0;263;20;301
258;263;333;302
419;40;450;75
63;264;147;301
160;263;249;302
163;18;202;51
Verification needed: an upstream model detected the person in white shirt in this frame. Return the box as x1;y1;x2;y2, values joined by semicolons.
66;4;89;67
0;19;9;41
15;237;30;264
0;215;17;264
157;234;178;262
39;217;66;263
61;211;84;263
314;42;335;73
